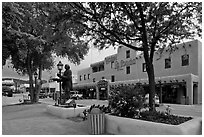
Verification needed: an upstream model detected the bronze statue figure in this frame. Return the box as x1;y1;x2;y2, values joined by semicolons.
57;64;73;101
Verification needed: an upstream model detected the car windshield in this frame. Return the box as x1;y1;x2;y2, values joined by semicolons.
70;91;78;94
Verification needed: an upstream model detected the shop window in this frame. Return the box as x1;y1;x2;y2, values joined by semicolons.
111;75;115;82
181;54;189;66
126;50;130;58
165;58;171;69
84;74;86;80
126;66;130;74
142;63;147;72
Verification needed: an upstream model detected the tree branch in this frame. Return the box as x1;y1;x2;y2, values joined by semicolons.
120;3;142;32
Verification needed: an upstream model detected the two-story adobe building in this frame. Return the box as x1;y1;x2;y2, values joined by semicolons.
74;39;202;105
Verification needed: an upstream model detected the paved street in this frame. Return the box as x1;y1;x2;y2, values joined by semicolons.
2;95;202;135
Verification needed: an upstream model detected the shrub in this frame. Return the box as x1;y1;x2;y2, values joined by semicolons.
139;110;192;125
108;84;146;118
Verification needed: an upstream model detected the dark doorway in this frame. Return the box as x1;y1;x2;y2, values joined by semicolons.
162;85;178;104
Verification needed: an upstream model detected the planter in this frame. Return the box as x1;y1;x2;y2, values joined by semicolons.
105;114;202;135
46;105;89;119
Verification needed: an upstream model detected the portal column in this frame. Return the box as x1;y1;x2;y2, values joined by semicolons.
96;86;99;100
186;79;193;105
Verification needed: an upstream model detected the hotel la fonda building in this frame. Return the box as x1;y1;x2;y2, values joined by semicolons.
72;39;202;105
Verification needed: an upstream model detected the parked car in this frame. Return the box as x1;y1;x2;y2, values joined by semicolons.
144;94;160;107
48;93;53;98
2;86;13;97
39;91;47;99
70;91;83;100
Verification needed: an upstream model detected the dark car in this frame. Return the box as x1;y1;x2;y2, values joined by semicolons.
2;86;13;97
39;91;47;99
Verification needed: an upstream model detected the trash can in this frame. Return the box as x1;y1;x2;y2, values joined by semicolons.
87;108;105;135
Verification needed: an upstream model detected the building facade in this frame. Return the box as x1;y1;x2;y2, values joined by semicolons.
74;39;202;105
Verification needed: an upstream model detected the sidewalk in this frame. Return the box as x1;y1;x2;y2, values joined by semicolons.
2;103;89;135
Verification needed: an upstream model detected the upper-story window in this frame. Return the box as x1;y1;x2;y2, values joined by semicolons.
99;65;104;71
126;50;130;58
79;75;82;81
92;67;98;73
88;74;90;79
84;74;86;80
93;78;95;82
92;64;104;73
111;75;115;82
181;54;189;66
165;58;171;69
126;66;130;74
142;63;147;72
111;61;114;69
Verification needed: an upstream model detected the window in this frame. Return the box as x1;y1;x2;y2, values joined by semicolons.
126;50;130;58
93;78;95;82
111;61;114;69
88;74;90;79
165;58;171;69
111;75;115;82
126;66;130;74
181;54;189;66
102;77;105;79
92;67;97;73
79;75;82;81
142;63;146;72
84;74;86;80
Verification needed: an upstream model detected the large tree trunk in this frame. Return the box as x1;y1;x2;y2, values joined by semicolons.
146;62;156;111
36;64;43;103
27;54;35;103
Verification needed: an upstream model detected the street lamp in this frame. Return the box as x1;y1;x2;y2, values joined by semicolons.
34;72;38;102
57;61;63;105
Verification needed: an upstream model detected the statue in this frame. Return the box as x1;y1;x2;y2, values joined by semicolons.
57;64;73;101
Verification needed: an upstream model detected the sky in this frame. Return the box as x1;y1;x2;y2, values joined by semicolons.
2;46;118;81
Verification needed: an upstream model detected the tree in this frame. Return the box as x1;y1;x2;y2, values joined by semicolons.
2;2;89;103
68;2;201;111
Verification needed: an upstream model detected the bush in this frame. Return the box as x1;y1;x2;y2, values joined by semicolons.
108;84;146;118
139;110;192;125
108;85;192;125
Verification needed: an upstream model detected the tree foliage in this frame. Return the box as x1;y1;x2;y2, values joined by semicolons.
2;2;89;102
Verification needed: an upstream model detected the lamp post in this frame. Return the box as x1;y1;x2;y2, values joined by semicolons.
34;71;38;102
57;61;63;105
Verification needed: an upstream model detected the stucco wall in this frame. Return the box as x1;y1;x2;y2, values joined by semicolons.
77;40;201;85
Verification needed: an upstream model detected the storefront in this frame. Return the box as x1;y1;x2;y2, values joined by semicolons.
76;39;202;105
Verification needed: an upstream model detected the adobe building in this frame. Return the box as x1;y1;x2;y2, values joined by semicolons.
74;39;202;105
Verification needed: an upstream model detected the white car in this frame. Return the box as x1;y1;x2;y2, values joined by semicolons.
70;91;83;100
144;94;160;107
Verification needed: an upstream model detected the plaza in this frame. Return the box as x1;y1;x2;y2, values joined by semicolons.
2;95;202;135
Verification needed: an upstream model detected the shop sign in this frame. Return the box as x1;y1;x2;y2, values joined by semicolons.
97;79;108;88
115;58;137;71
105;55;117;64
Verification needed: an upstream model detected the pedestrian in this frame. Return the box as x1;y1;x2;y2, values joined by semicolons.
57;64;73;102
